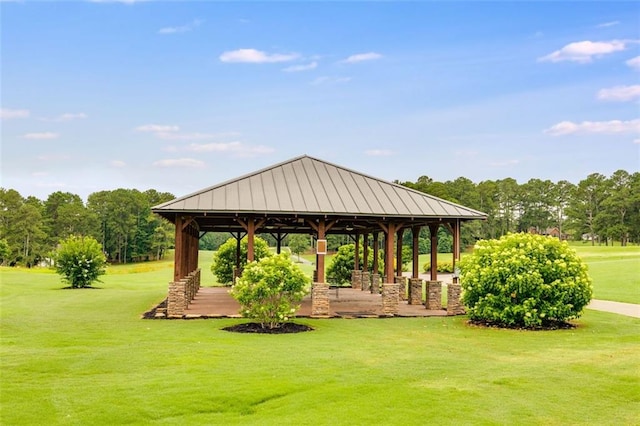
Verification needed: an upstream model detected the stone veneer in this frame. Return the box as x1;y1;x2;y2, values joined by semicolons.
361;271;370;291
382;283;400;315
427;280;442;310
311;283;330;316
409;278;423;305
351;270;362;289
395;276;407;301
167;269;201;317
370;273;381;294
447;283;465;315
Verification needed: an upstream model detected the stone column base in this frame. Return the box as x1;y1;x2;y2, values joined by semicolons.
361;271;370;291
409;278;423;305
395;276;407;301
351;270;362;289
427;281;442;310
370;273;381;294
311;283;330;316
382;283;400;316
447;283;465;315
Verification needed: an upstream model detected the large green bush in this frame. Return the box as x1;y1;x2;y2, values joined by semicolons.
211;236;271;284
423;260;455;274
326;244;384;285
55;235;107;288
460;233;592;327
231;253;309;329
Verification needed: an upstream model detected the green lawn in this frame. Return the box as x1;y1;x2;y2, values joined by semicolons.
1;260;639;425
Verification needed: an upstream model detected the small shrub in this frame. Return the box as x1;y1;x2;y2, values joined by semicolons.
211;236;271;284
326;244;384;285
231;253;309;329
55;235;107;288
460;233;592;328
423;260;455;273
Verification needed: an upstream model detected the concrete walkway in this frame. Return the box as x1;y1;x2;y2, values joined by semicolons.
587;300;640;318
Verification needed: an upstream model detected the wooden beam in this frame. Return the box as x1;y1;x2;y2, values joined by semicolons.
354;232;360;270
396;228;404;277
316;219;326;283
363;233;369;272
429;224;439;281
385;222;396;283
452;219;461;283
412;226;420;279
173;215;184;281
247;217;255;262
372;232;379;274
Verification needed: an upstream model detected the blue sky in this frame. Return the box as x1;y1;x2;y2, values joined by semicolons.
2;1;639;200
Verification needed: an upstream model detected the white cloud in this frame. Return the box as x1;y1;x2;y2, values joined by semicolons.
219;49;298;63
156;132;226;141
596;21;620;28
37;154;71;161
1;108;30;119
158;19;203;35
43;112;87;122
136;124;180;133
597;85;640;102
538;40;628;63
110;160;126;168
282;62;318;72
311;76;351;85
23;132;59;140
545;119;640;136
187;142;275;157
152;158;205;168
365;149;393;157
489;159;520;167
634;138;640;144
343;52;383;63
626;56;640;71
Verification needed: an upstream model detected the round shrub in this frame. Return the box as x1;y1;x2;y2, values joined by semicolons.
211;236;271;284
231;253;309;329
55;235;107;288
460;233;592;328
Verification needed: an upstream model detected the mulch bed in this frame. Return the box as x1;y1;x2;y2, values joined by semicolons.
222;322;314;334
467;319;576;330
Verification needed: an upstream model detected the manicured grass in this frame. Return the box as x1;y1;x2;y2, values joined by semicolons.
1;264;639;425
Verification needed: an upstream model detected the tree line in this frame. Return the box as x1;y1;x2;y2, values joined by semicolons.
0;169;636;266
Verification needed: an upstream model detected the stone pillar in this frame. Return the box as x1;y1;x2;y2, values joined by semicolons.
409;278;423;305
427;281;442;310
370;273;381;294
395;276;407;301
382;283;399;316
311;283;330;317
233;267;241;285
351;270;362;289
361;271;370;291
167;279;187;317
447;283;465;315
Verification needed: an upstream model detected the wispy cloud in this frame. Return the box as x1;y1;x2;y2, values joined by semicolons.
187;142;274;157
1;108;30;119
282;62;318;72
23;132;59;140
219;48;298;64
596;21;620;28
626;56;640;71
365;149;393;157
538;40;630;63
342;52;383;64
545;119;640;135
489;159;520;167
42;112;87;122
37;154;71;161
156;132;233;141
152;158;205;168
136;124;180;133
311;76;351;85
597;85;640;102
110;160;126;168
158;19;203;35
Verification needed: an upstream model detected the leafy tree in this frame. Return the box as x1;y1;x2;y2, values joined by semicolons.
55;235;107;288
596;170;632;245
211;236;271;284
326;244;384;285
288;234;310;261
0;238;9;265
199;232;231;251
566;173;608;245
460;233;592;328
231;253;309;329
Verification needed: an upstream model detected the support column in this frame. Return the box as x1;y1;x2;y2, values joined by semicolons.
382;283;399;316
361;271;370;291
372;232;379;275
247;217;255;262
354;232;360;271
452;219;461;284
316;219;326;283
173;215;185;281
427;281;442;310
409;278;423;305
311;283;330;316
384;223;396;284
412;226;420;279
363;233;369;272
371;273;381;294
447;282;465;315
429;224;439;282
396;227;404;277
234;232;241;281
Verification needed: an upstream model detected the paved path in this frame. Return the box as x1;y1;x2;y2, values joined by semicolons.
587;300;640;318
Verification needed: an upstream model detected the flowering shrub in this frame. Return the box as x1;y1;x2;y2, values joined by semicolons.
423;260;455;273
55;235;107;288
231;253;309;329
211;236;271;284
460;233;592;327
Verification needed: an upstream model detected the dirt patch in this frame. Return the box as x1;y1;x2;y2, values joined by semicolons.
222;322;314;334
467;319;577;331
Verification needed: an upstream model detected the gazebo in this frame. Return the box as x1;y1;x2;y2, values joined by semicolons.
152;155;486;317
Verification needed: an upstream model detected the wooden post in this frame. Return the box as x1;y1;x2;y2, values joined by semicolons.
429;224;439;282
247;217;255;262
363;233;369;272
354;232;360;270
373;232;379;274
276;232;282;254
173;215;184;281
396;228;404;277
452;219;461;283
235;232;241;271
385;223;396;283
317;219;326;283
412;226;420;279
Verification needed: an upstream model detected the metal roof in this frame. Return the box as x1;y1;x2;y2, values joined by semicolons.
153;155;486;220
